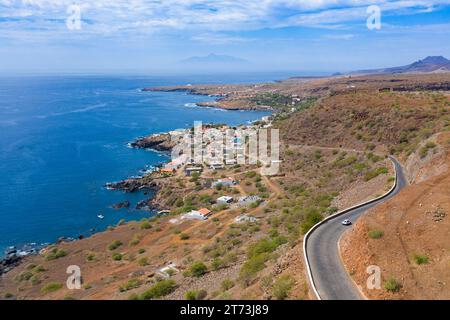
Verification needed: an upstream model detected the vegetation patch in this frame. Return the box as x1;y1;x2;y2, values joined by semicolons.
412;253;429;265
368;229;384;239
384;278;402;293
364;167;388;181
44;247;67;261
119;278;142;292
41;282;63;293
139;279;176;300
300;209;323;234
112;252;123;261
272;275;295;300
185;289;207;300
108;240;123;251
188;261;208;277
419;141;437;158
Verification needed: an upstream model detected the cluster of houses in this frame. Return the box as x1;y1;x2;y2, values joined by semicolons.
181;193;263;222
156;120;279;176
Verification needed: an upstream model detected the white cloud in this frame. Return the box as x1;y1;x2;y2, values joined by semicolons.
0;0;449;38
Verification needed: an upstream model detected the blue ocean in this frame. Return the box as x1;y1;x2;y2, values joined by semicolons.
0;73;286;255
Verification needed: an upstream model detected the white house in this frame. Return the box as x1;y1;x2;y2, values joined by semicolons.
217;196;233;205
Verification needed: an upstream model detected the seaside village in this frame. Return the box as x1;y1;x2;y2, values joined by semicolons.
153;116;275;225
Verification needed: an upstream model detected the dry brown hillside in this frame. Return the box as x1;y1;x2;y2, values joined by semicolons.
279;91;449;156
340;131;450;299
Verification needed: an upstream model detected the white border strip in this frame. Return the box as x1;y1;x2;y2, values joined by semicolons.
303;156;399;300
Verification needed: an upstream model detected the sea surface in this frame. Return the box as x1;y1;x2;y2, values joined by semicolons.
0;73;290;255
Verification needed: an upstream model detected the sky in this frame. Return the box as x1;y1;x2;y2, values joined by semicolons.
0;0;450;74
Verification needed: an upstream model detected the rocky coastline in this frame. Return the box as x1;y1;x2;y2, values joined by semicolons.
129;133;176;152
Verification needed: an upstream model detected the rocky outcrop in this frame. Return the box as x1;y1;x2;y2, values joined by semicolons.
0;254;22;276
130;133;175;152
111;200;131;209
106;178;157;193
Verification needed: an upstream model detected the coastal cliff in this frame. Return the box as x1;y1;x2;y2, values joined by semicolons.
129;133;176;151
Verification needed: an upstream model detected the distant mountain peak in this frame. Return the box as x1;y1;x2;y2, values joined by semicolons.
350;55;450;75
421;56;449;64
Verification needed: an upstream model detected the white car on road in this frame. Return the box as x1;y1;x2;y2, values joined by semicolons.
341;219;352;226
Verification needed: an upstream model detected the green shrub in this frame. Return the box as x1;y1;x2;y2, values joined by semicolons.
384;278;402;292
31;275;41;286
86;253;96;262
221;279;235;291
185;290;197;300
189;261;208;277
419;141;437;158
180;233;190;240
247;237;287;259
368;229;384;239
108;240;123;251
239;253;268;285
211;258;224;270
17;271;33;281
185;289;207;300
138;248;146;254
300;209;323;234
412;253;429;265
44;248;67;261
112;252;123;261
129;234;142;246
364;167;388;181
119;278;142;292
140;221;152;230
140;279;176;300
138;257;149;266
41;282;63;293
272;275;295;300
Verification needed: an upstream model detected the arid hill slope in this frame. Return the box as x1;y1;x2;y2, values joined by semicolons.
341;132;450;299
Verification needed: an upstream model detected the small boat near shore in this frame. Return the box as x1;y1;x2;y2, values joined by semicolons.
97;214;104;219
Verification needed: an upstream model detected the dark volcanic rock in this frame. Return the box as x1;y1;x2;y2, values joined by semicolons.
0;254;22;275
106;178;156;193
111;200;131;209
130;133;176;151
136;199;153;210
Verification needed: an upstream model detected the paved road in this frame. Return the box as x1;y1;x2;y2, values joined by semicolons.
305;156;408;300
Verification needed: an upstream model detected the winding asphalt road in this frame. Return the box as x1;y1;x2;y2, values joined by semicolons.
304;156;408;300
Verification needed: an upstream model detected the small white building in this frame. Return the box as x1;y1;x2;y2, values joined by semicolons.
184;208;212;220
217;196;233;205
